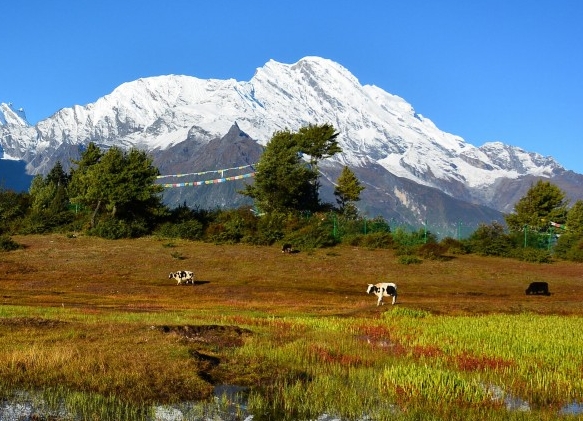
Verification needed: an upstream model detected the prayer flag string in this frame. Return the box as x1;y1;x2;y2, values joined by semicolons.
158;172;256;188
156;164;256;179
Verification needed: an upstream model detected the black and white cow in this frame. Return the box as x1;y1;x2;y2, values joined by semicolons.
169;270;194;285
281;243;293;253
366;282;398;306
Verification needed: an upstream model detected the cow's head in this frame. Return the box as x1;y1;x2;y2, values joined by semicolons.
366;284;376;294
168;272;175;279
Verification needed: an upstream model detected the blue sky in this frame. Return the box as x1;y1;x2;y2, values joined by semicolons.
2;1;582;173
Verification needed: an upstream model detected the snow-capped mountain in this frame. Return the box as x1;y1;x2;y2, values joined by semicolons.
1;57;581;230
0;103;28;127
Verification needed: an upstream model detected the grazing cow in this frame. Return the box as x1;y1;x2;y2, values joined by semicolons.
169;270;194;285
525;281;550;296
282;243;293;253
367;282;398;306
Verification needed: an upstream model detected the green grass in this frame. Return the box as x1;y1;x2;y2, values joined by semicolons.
1;234;583;420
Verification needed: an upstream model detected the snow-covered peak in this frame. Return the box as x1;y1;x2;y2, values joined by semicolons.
0;103;29;126
0;56;567;208
479;141;559;176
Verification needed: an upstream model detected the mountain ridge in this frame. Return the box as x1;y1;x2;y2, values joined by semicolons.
1;56;581;228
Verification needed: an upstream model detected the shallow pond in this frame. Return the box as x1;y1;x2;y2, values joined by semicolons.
0;385;251;421
2;384;583;420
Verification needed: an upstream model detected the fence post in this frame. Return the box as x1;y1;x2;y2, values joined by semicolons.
548;226;554;251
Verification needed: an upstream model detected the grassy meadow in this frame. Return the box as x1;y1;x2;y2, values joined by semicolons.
1;234;583;420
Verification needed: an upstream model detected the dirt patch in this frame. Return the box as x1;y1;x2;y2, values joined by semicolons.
0;261;36;275
156;324;253;385
0;317;68;328
156;324;252;348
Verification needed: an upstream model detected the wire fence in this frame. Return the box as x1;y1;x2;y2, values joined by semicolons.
326;214;562;250
326;214;481;241
67;200;562;251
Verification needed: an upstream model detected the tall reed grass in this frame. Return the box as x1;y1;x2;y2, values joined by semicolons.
2;306;583;420
227;311;583;420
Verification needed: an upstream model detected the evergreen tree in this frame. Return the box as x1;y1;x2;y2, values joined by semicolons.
72;143;103;172
29;161;70;213
554;200;583;261
46;161;70;187
505;180;568;232
566;200;583;235
295;124;341;206
69;144;165;230
0;189;30;233
241;124;341;214
334;166;365;219
69;142;104;217
295;123;341;169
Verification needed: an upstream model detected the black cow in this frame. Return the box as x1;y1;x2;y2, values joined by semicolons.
525;281;550;296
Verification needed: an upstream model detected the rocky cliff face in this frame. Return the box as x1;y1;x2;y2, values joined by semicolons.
1;57;582;230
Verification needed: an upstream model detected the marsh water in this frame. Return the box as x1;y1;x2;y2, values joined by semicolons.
0;385;583;421
0;385;251;421
1;384;583;420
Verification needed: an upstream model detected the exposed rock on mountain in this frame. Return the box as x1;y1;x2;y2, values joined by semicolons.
1;57;581;231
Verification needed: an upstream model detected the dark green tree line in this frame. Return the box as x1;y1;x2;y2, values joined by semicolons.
69;143;166;235
3;138;583;263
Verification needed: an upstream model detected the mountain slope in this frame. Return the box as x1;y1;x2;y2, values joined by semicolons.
1;57;581;228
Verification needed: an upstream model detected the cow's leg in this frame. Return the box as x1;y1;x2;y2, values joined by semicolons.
391;294;396;305
377;295;383;306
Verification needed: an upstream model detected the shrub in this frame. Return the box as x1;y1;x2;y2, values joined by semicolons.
554;234;583;262
155;220;203;240
253;212;287;246
342;234;365;247
366;216;392;233
284;223;338;250
206;223;237;244
89;218;148;239
392;227;437;248
398;255;422;265
466;222;513;257
360;232;394;249
18;210;75;234
440;237;468;254
417;243;448;260
565;242;583;262
512;247;553;263
342;232;393;249
0;235;22;252
206;207;258;244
